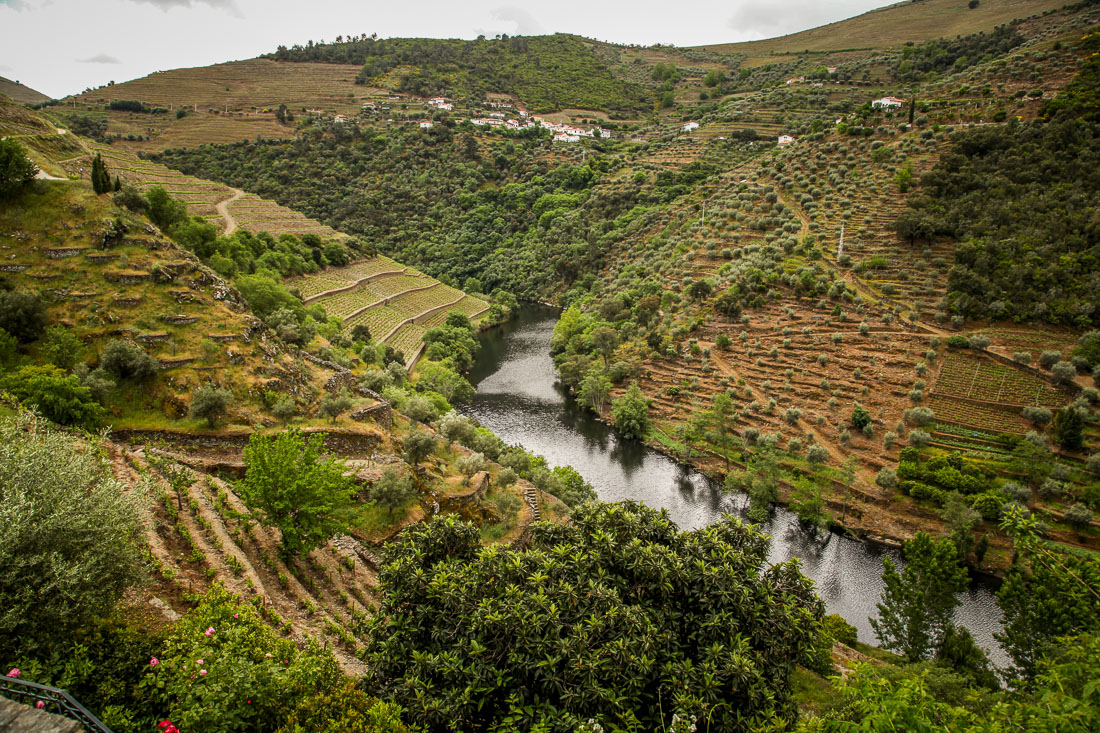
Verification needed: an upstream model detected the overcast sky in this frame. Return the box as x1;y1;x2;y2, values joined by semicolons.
1;0;894;99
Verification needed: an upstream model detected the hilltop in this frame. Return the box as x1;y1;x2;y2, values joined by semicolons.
0;76;50;105
701;0;1072;62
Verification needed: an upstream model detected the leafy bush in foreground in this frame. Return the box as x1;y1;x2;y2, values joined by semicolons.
359;501;824;731
0;411;145;657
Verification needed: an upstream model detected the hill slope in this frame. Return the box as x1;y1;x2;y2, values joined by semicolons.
700;0;1069;61
0;76;50;105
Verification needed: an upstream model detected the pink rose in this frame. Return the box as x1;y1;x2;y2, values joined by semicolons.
233;613;239;619
6;668;19;678
36;701;45;709
149;657;159;667
204;627;215;637
196;659;203;665
200;669;207;676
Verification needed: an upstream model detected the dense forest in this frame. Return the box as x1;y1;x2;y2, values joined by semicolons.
153;125;727;301
893;25;1025;81
267;34;652;116
895;119;1100;327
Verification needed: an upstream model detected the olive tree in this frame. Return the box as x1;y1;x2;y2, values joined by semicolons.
189;384;232;427
0;412;145;655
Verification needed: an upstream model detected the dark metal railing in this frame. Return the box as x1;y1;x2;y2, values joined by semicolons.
0;674;113;732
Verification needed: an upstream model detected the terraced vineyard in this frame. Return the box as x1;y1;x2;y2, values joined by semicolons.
226;194;341;236
290;256;406;301
297;265;490;364
932;351;1069;408
71;145;340;239
970;326;1080;358
311;275;434;321
62;59;370;153
927;394;1029;435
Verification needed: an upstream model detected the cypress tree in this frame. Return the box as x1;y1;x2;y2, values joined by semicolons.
90;153;111;194
113;175;121;191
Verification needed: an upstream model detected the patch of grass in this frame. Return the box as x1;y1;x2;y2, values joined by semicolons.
790;666;836;716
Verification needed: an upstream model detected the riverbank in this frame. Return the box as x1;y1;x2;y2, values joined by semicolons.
460;305;1005;658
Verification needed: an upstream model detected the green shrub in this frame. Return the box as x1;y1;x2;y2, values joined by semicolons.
0;291;46;343
0;412;144;656
0;138;38;199
143;585;343;732
1;365;105;429
100;339;158;381
189;384;233;427
276;681;411;733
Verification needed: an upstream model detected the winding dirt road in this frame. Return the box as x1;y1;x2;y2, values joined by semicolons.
215;188;245;235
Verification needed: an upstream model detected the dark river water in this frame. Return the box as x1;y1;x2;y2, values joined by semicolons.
461;306;1005;663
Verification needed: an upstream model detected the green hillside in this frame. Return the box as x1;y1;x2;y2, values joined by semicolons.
154;1;1100;566
267;33;653;116
4;3;1100;732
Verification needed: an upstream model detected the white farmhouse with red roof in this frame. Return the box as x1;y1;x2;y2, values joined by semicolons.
872;96;906;109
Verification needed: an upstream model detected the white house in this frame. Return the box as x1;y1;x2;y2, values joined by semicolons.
489;112;505;119
785;77;805;85
333;114;349;124
683;121;699;132
777;134;795;145
826;67;838;74
419;120;433;129
595;127;611;138
872;96;905;109
553;133;580;142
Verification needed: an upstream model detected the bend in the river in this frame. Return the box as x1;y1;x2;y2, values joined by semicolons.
460;305;1005;663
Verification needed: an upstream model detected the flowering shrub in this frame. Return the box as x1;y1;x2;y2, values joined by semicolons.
141;584;342;732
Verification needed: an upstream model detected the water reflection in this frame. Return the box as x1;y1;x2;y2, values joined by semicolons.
462;306;1005;662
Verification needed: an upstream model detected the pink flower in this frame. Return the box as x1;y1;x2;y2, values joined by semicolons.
264;653;272;658
233;613;239;619
35;701;45;709
6;668;19;678
204;627;215;637
195;659;203;665
199;669;207;676
149;657;159;667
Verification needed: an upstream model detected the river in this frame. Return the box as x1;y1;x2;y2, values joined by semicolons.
460;305;1006;662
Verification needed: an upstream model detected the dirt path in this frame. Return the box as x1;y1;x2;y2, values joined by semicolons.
215;188;245;235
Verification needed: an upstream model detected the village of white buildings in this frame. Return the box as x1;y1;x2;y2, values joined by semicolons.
346;89;907;147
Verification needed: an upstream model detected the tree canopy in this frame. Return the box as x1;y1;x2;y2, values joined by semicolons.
240;430;357;558
359;501;824;731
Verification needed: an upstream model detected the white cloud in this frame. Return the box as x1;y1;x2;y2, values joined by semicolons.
490;6;544;36
78;53;122;64
727;0;886;38
0;0;29;10
123;0;242;16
